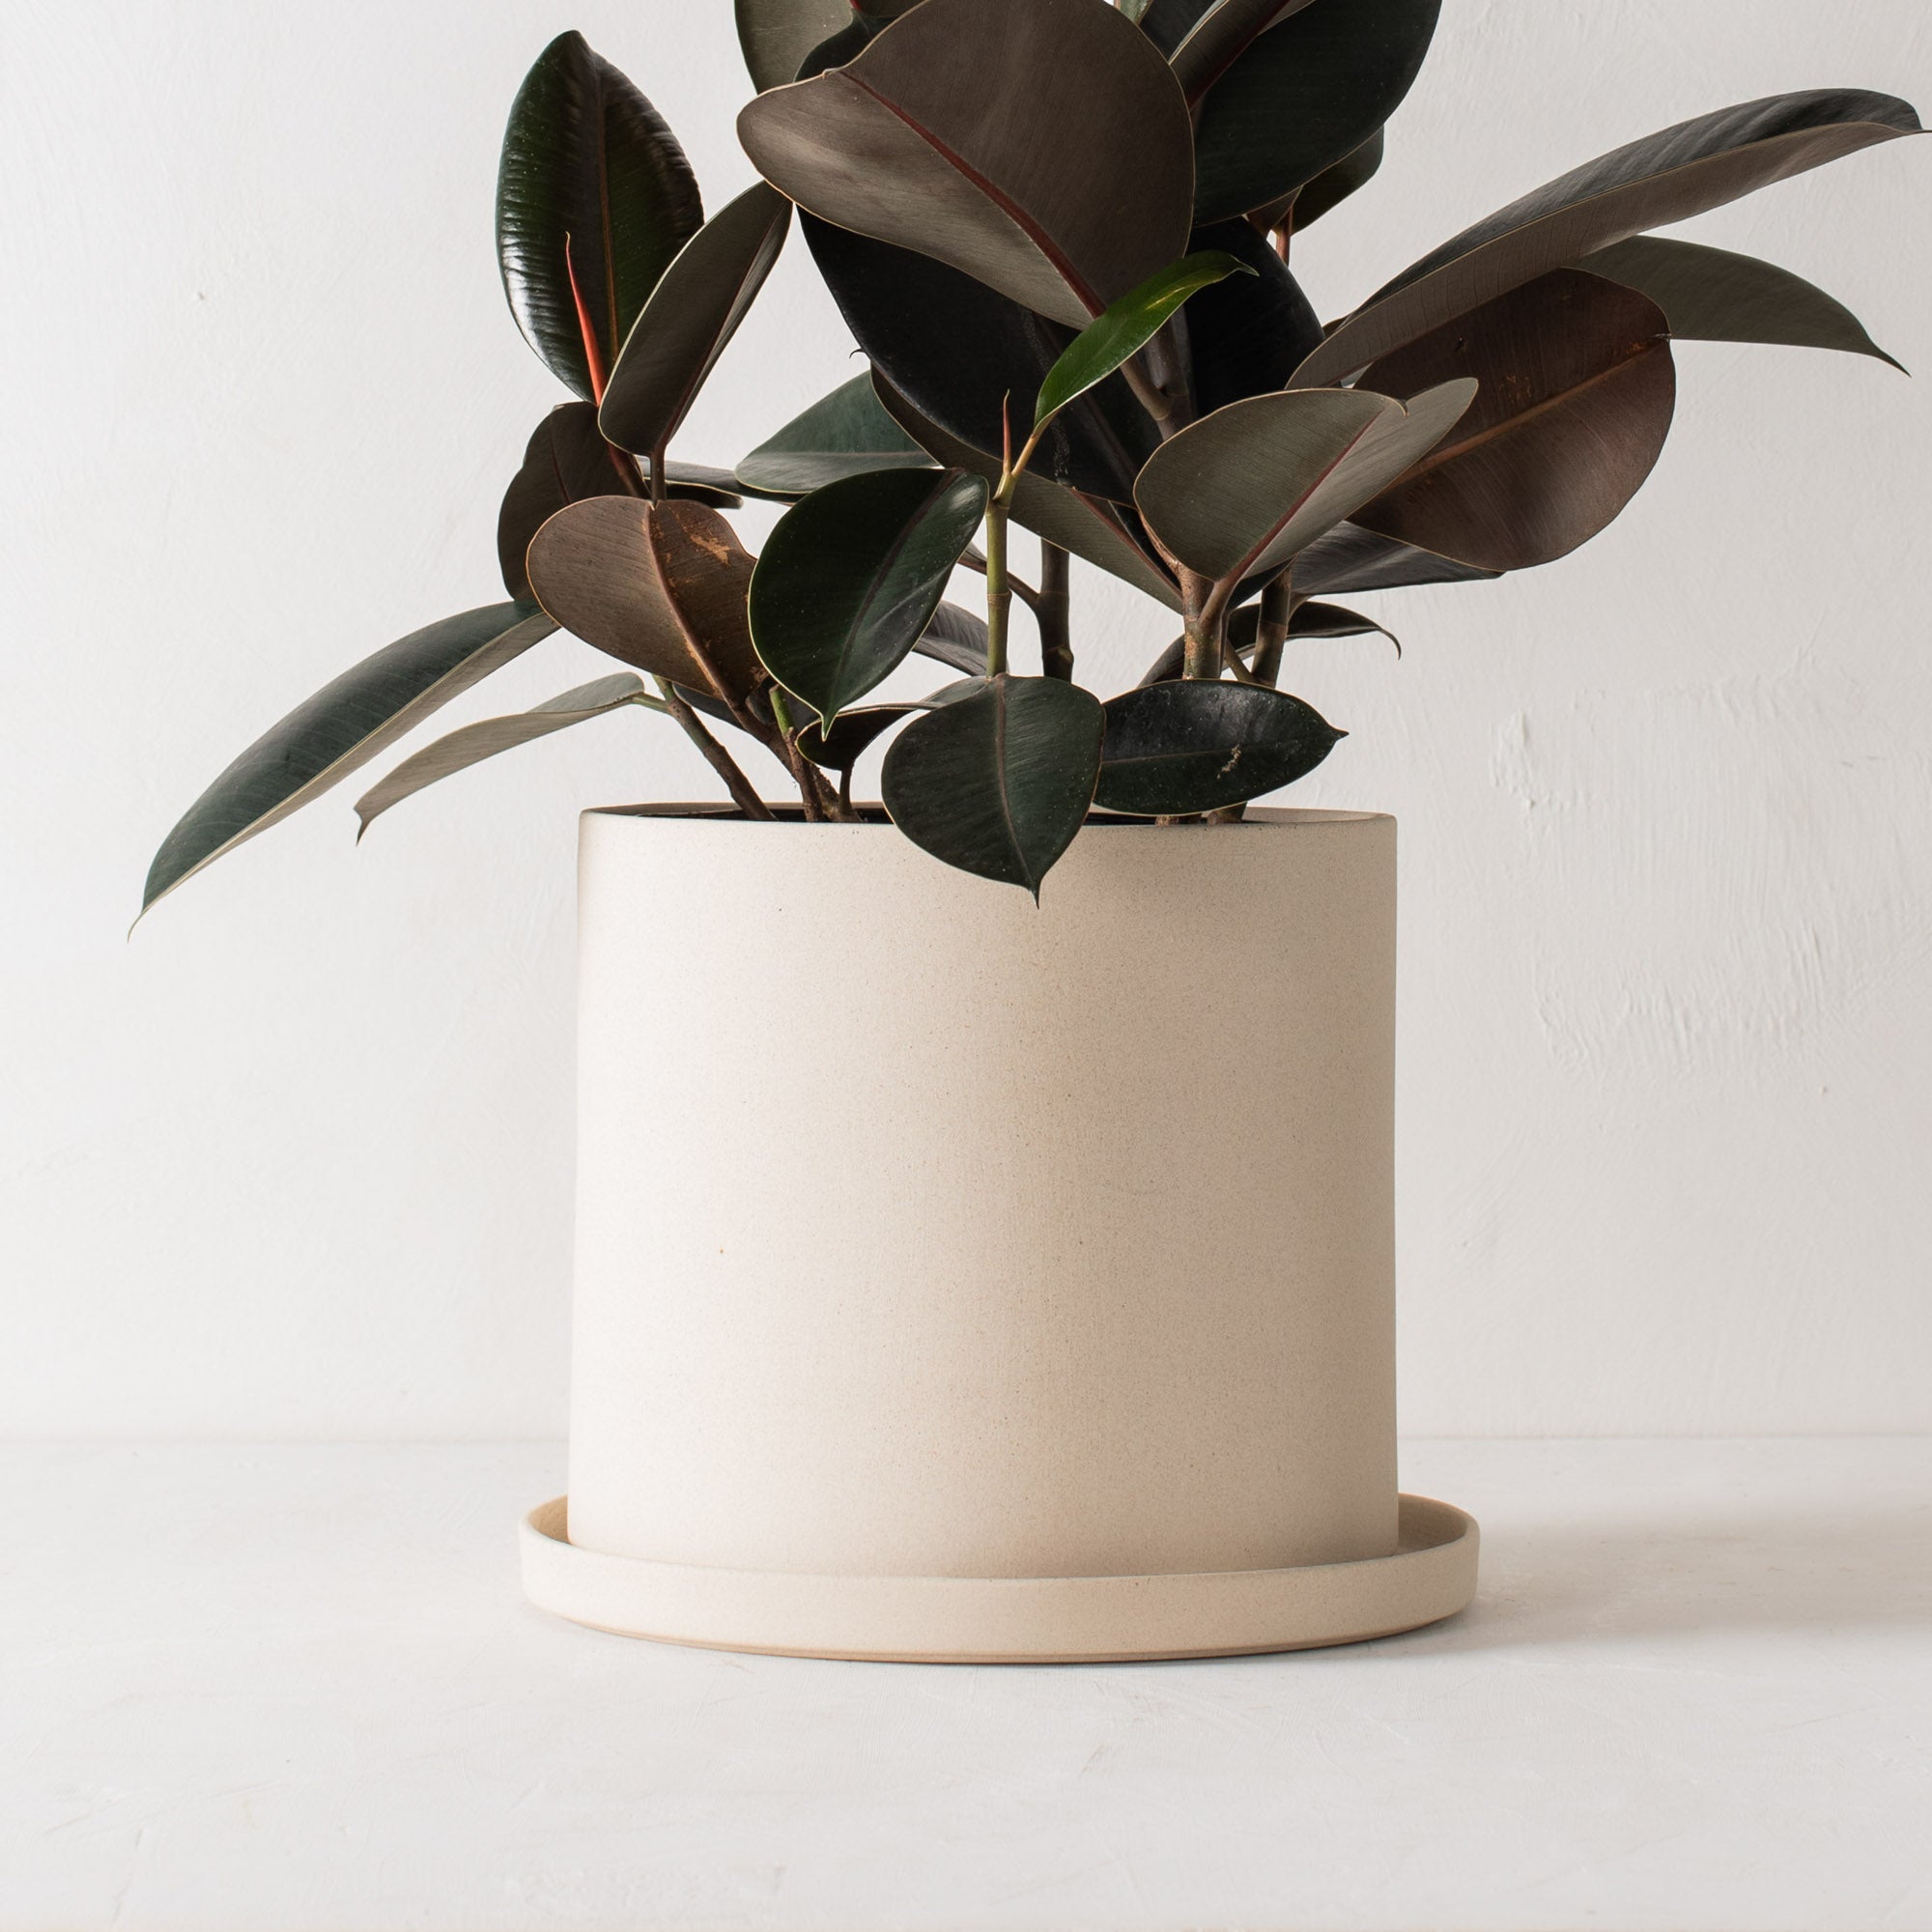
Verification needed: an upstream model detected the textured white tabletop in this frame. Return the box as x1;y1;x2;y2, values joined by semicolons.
4;1438;1928;1932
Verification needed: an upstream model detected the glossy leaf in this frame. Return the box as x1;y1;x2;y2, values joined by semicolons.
139;604;556;918
1291;128;1385;232
1138;601;1398;685
881;674;1104;895
679;605;984;720
600;185;792;459
876;377;1181;610
1168;0;1320;102
1035;250;1252;432
1134;0;1217;56
497;33;704;399
749;468;989;724
1290;521;1501;595
805;216;1158;502
1300;89;1921;385
1184;219;1323;416
526;497;763;698
736;373;937;498
796;703;914;770
915;601;990;677
1134;380;1476;586
355;674;650;835
738;0;1195;328
1193;0;1439;225
1577;236;1904;370
498;405;740;600
799;24;867;78
734;0;854;91
1282;601;1401;647
1352;270;1675;572
1095;681;1342;815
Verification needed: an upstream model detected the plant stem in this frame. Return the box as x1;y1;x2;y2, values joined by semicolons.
981;405;1063;678
983;491;1012;678
1180;570;1230;680
1121;355;1178;429
1037;541;1073;679
646;436;668;506
767;685;844;823
654;678;774;820
960;546;1040;611
1250;573;1299;689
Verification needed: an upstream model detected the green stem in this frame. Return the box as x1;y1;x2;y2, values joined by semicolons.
983;491;1012;679
982;414;1057;679
1037;541;1073;680
959;546;1040;611
766;685;845;823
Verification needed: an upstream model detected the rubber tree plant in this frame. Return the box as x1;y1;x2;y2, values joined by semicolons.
142;0;1920;913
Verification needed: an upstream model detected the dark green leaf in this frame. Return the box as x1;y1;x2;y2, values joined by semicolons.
498;404;740;600
1184;219;1323;415
1167;0;1320;102
1094;680;1342;814
1193;0;1439;225
736;374;937;498
1352;270;1675;571
1576;235;1903;369
526;497;763;697
796;703;914;770
1290;521;1501;595
1035;251;1253;431
805;216;1158;502
140;604;556;918
1139;601;1398;684
1300;89;1921;385
496;32;704;400
794;17;884;80
738;0;1194;328
750;468;988;724
1283;601;1401;647
875;377;1181;610
599;185;792;460
1134;380;1475;585
734;0;854;91
881;674;1104;895
1134;0;1215;57
355;674;652;835
1291;128;1385;232
915;602;989;677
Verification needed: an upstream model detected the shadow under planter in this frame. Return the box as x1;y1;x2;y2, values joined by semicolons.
523;806;1478;1661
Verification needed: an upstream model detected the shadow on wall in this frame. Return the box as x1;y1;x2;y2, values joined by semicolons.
1381;1501;1932;1653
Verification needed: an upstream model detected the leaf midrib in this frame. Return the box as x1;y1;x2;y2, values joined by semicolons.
832;471;967;705
843;72;1103;316
1387;340;1662;487
1221;409;1384;586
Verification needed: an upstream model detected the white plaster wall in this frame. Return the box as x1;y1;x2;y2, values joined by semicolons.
2;1;1927;1440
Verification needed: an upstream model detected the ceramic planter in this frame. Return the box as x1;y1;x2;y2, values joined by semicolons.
523;806;1476;1660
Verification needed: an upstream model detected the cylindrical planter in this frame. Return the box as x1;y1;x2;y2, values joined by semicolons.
522;806;1477;1661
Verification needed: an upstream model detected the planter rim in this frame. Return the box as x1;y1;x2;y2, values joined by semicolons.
581;804;1393;832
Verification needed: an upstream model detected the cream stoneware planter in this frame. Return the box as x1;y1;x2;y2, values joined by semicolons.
521;805;1477;1661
